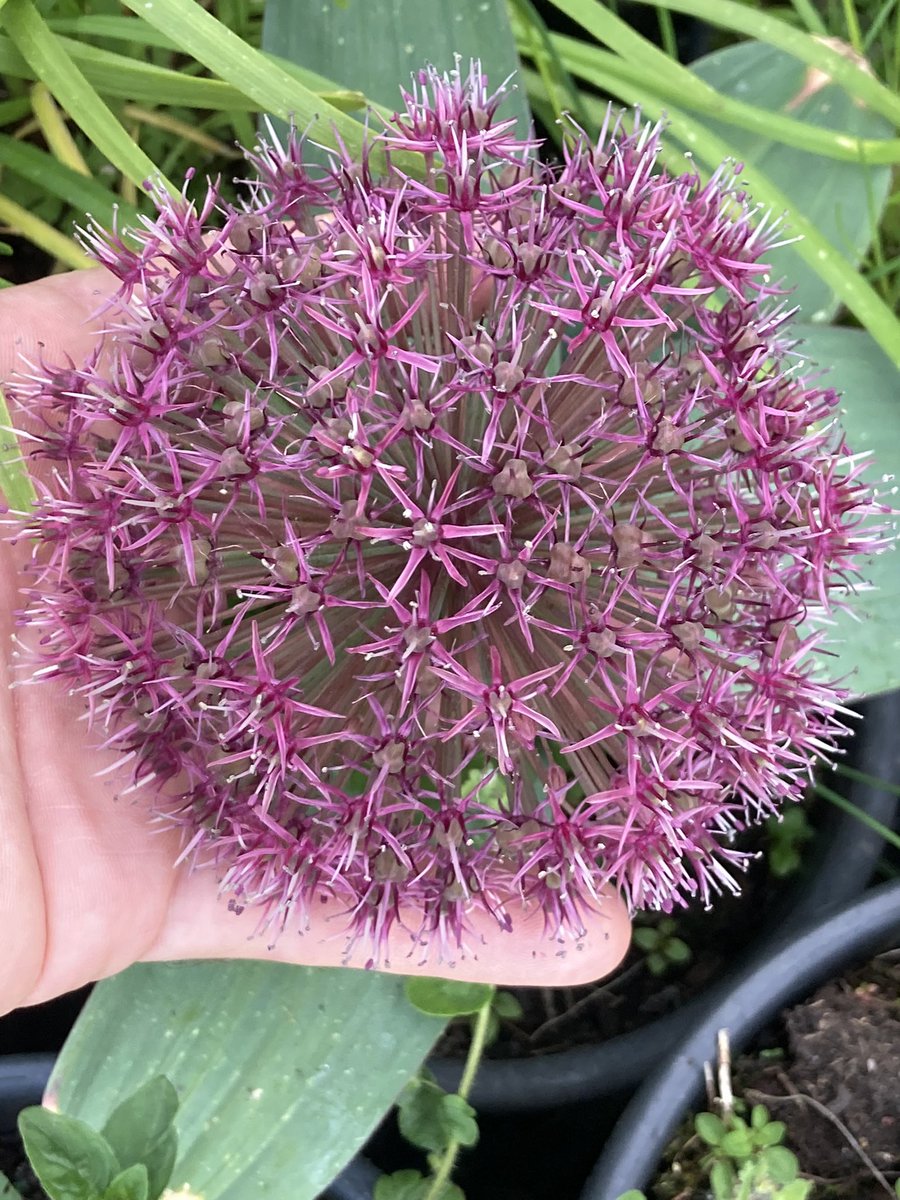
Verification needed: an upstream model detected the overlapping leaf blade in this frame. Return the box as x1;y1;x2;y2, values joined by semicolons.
262;0;529;133
689;41;894;321
48;962;443;1200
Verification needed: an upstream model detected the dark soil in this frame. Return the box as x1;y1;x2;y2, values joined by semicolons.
736;954;900;1199
0;1129;45;1200
0;237;54;289
651;953;900;1200
437;816;806;1060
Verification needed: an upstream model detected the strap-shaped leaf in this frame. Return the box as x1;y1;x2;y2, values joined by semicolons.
48;961;444;1200
0;0;171;192
262;0;529;134
688;40;894;321
119;0;368;157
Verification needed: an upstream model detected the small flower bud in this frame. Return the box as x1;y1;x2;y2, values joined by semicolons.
493;458;533;498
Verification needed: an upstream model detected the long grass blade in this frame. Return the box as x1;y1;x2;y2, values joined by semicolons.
1;0;173;192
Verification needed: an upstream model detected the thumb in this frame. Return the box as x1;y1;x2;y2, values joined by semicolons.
0;269;117;385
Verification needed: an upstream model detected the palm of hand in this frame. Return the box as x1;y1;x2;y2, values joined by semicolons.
0;270;631;1014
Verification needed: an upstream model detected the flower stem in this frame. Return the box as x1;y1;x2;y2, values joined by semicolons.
815;782;900;851
423;995;494;1200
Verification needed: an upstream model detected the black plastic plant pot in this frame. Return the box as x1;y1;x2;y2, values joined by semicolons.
580;878;900;1200
430;690;900;1113
0;1053;54;1131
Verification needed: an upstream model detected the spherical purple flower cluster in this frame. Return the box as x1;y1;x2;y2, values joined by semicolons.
13;65;880;955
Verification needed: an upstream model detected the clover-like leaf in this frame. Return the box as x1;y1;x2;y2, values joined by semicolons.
405;978;494;1018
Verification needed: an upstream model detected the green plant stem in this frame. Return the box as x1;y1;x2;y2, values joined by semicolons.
841;0;864;54
623;0;900;125
0;384;36;511
834;763;900;797
537;3;900;164
422;998;493;1200
790;0;828;35
655;3;677;59
815;782;900;850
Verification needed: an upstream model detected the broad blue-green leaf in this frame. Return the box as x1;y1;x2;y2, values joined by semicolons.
261;0;530;134
48;961;444;1200
17;1108;119;1200
688;41;893;322
795;324;900;696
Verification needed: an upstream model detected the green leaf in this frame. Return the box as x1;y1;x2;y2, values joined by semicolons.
694;1111;727;1146
755;1120;786;1147
17;1108;120;1200
688;40;894;321
625;0;900;127
101;1077;178;1200
47;961;444;1200
405;978;494;1017
0;384;36;511
720;1127;754;1159
0;0;172;192
119;0;368;160
632;926;659;952
792;324;900;697
397;1077;478;1153
0;133;140;229
709;1159;736;1199
663;937;691;964
614;1193;647;1200
0;31;366;114
781;1182;813;1200
751;1087;774;1115
439;1094;479;1148
376;1171;430;1200
492;990;524;1020
0;1170;25;1200
758;1145;801;1184
103;1164;149;1200
262;0;529;134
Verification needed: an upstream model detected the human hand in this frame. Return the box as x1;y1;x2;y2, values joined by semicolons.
0;269;631;1016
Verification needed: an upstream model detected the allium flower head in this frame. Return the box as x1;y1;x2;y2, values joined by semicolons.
12;65;881;957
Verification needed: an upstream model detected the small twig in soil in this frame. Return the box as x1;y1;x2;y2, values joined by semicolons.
747;1079;896;1198
703;1028;735;1121
529;961;643;1042
717;1028;734;1121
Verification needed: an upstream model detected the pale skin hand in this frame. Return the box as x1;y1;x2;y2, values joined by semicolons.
0;270;631;1017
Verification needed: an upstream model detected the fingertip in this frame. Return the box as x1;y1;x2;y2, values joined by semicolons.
148;878;632;990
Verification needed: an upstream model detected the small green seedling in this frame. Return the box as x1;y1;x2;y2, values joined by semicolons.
18;1076;178;1200
695;1103;812;1199
764;806;814;878
633;917;692;976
